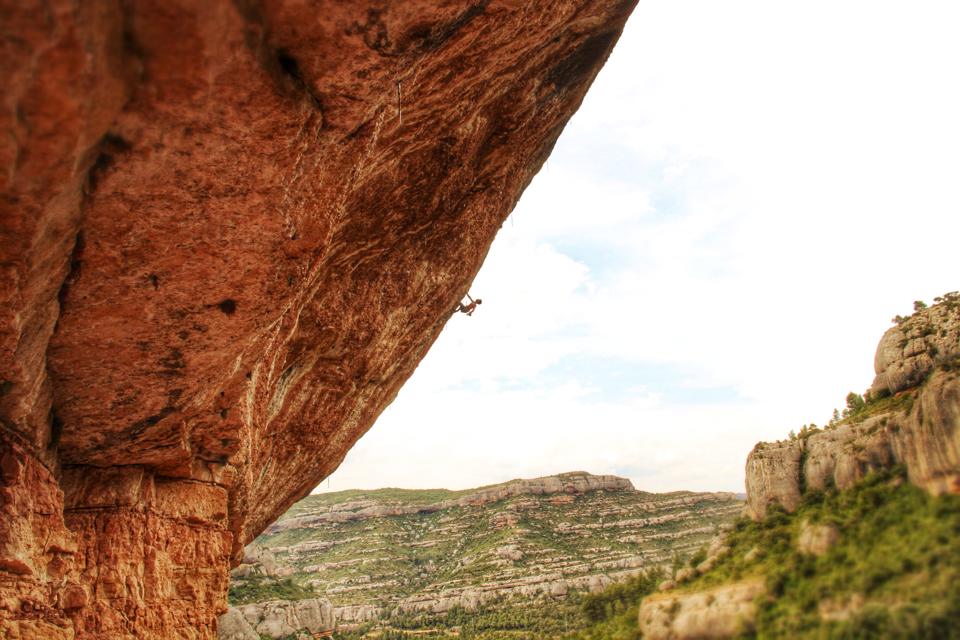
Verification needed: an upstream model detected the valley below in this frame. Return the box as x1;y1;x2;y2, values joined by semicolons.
222;472;743;639
222;296;960;639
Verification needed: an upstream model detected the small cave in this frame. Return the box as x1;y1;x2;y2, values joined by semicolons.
218;299;238;315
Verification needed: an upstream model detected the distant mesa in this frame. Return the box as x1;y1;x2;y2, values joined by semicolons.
266;471;636;533
226;471;741;639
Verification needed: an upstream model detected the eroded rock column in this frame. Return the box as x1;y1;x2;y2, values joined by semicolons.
2;430;234;638
62;469;232;638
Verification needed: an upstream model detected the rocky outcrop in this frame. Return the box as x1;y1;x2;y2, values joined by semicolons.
745;297;960;519
796;519;839;557
637;578;765;640
460;472;634;505
0;1;637;637
635;297;960;640
396;571;618;615
746;369;959;519
334;604;383;624
743;440;803;519
219;598;335;639
216;609;259;640
232;543;281;579
870;295;960;397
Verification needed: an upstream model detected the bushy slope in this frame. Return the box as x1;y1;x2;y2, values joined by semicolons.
564;570;664;640
572;468;960;639
699;468;960;638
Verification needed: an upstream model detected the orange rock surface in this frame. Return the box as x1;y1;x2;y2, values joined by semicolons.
0;1;635;637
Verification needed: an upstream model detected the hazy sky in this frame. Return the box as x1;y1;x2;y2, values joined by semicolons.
319;0;960;494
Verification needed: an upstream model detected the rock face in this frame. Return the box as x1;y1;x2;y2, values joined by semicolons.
216;608;260;640
232;598;335;639
228;472;742;631
870;295;960;397
796;519;839;557
0;2;637;637
742;440;803;518
637;578;765;640
217;598;336;640
333;604;383;625
745;297;960;519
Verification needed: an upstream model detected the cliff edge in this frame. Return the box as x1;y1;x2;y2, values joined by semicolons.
635;294;960;639
746;294;960;519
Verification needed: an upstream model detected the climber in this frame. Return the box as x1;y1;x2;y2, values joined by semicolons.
455;294;482;316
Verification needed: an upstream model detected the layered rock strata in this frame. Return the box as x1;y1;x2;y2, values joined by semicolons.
0;1;637;637
227;472;742;631
266;472;633;533
221;598;334;640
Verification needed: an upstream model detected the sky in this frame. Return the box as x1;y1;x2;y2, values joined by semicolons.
319;0;960;494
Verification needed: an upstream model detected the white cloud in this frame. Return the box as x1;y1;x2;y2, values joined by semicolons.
320;0;960;495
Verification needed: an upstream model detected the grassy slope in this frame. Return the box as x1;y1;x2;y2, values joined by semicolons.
229;575;316;606
714;469;960;639
572;468;960;639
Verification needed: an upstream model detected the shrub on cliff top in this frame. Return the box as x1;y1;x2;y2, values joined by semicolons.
227;575;315;606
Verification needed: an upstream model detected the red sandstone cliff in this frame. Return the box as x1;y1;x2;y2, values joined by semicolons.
0;1;636;637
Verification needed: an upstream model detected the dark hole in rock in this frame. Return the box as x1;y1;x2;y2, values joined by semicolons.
218;299;237;315
276;50;302;81
49;410;64;447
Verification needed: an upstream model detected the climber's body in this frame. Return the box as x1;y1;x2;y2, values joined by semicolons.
455;294;482;316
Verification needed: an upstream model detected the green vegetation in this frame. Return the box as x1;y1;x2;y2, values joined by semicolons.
680;468;960;638
345;570;667;640
892;290;958;325
933;291;960;310
228;575;315;606
565;570;664;640
842;392;865;417
336;598;586;639
788;386;916;440
787;423;821;442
